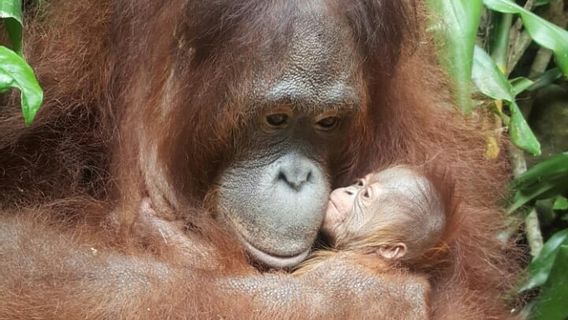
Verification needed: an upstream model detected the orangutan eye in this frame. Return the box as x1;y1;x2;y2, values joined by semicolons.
315;116;340;131
265;113;289;127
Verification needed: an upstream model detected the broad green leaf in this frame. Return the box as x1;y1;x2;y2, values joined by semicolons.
507;153;568;213
527;68;563;92
484;0;568;75
508;101;541;156
473;46;514;101
509;176;567;212
531;244;568;320
553;196;568;210
509;153;568;212
519;229;568;292
514;153;568;189
0;46;43;125
0;0;23;54
472;46;541;155
426;0;482;113
510;77;534;96
488;10;512;71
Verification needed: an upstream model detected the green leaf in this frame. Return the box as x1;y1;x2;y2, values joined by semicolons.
553;196;568;210
514;153;568;189
472;46;541;155
472;46;514;101
0;46;43;125
509;153;568;212
484;0;568;76
508;101;541;156
510;77;534;96
510;177;567;213
534;0;552;6
0;0;23;55
526;68;563;92
426;0;482;113
531;244;568;320
519;229;568;292
535;199;557;226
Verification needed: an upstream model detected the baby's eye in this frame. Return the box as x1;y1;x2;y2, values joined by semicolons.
362;189;371;199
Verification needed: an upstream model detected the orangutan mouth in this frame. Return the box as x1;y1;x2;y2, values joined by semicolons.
242;239;311;269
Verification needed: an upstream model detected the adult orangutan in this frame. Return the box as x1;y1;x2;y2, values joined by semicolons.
0;0;518;319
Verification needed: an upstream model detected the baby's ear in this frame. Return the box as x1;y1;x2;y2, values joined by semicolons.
376;243;407;260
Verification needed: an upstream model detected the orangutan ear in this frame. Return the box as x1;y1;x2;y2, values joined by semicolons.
376;243;407;260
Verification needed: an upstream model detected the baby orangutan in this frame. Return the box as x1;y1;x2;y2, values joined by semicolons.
322;165;448;264
294;165;454;319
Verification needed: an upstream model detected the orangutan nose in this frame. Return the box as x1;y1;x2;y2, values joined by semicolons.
277;155;314;191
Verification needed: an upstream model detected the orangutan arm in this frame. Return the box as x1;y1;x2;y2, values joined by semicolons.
224;259;430;320
133;198;429;318
0;215;428;319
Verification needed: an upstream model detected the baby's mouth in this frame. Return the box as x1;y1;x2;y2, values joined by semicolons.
323;200;341;230
327;199;338;213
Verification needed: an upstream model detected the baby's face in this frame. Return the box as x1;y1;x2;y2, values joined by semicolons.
323;166;445;262
323;167;423;239
323;172;381;236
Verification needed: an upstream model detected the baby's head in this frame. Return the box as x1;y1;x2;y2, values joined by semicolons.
323;166;449;263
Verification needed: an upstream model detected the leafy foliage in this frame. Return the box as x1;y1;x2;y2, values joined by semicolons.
0;0;43;125
426;0;482;113
520;229;568;292
530;244;568;319
0;0;23;54
485;0;568;74
510;153;568;212
0;46;43;125
472;45;541;155
427;0;568;318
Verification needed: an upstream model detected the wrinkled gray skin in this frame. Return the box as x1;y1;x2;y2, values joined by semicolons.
217;4;361;268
